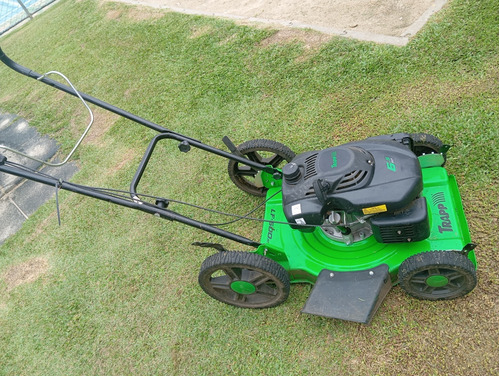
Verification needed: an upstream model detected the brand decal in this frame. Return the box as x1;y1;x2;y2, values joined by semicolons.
331;151;338;168
385;156;396;172
266;209;277;242
432;192;454;233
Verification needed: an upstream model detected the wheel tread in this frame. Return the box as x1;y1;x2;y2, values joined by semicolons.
199;251;290;309
398;251;477;300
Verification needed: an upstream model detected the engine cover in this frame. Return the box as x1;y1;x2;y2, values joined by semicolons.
282;138;423;230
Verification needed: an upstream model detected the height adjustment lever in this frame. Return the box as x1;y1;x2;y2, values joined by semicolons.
222;136;244;158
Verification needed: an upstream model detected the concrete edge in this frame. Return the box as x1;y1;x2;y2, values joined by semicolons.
109;0;448;46
401;0;448;38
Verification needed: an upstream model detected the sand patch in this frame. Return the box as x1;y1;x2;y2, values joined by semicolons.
109;0;448;45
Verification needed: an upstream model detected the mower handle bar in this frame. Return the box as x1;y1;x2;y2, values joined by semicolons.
0;47;279;248
0;47;280;189
0;155;262;248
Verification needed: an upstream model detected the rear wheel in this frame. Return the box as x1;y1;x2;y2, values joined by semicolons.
398;251;477;300
198;251;290;309
228;139;295;196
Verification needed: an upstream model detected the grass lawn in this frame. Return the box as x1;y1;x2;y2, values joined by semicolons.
0;0;498;374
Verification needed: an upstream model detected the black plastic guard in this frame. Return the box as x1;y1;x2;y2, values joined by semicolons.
301;264;392;324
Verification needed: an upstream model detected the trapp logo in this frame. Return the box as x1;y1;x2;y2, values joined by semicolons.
432;192;454;234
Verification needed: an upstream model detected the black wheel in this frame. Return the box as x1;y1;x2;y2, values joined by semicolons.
410;133;446;165
198;251;290;309
398;251;477;300
228;139;295;196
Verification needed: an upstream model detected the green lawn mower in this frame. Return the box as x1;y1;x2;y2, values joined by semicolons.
0;48;477;324
198;134;477;323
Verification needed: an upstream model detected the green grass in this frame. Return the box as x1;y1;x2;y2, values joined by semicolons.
0;0;498;374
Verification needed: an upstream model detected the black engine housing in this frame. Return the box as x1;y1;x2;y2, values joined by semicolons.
281;134;426;239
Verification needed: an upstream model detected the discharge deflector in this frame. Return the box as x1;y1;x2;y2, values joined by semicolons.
301;264;392;324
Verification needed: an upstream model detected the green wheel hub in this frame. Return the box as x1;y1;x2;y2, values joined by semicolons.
230;281;257;294
398;251;477;300
425;275;449;287
198;251;290;309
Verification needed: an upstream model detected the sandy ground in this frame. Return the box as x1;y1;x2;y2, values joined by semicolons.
114;0;448;45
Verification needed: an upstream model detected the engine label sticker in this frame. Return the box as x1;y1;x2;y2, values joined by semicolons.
291;204;302;216
331;151;338;168
295;218;306;225
362;204;388;215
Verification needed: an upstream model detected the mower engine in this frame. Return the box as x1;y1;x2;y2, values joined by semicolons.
281;134;430;244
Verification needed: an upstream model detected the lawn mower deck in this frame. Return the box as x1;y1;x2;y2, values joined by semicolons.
256;162;476;323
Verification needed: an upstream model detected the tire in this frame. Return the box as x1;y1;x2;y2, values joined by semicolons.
228;139;295;196
398;251;477;300
198;251;290;309
409;133;447;165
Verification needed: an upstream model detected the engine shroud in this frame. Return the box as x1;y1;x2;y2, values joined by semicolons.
281;139;423;230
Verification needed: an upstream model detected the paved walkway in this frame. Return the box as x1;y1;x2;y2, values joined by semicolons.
0;112;78;244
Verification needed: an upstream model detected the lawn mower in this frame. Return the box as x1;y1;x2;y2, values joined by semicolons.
0;48;477;324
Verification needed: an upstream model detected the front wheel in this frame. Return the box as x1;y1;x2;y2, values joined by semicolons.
198;251;290;309
398;251;477;300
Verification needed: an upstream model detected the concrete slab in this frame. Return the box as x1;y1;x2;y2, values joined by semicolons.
2;118;58;162
0;112;78;245
0;113;17;131
0;112;59;194
0;199;27;244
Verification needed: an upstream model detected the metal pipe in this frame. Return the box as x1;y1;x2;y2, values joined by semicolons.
0;48;279;174
0;70;94;167
129;133;279;198
15;0;33;20
0;48;272;248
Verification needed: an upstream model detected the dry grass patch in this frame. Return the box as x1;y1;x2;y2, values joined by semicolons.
189;25;214;39
126;6;166;21
259;28;332;49
396;66;499;109
3;257;49;291
101;2;167;21
83;108;120;147
258;28;332;62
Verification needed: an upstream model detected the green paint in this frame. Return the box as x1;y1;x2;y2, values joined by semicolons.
385;156;396;172
331;151;338;168
261;167;282;189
